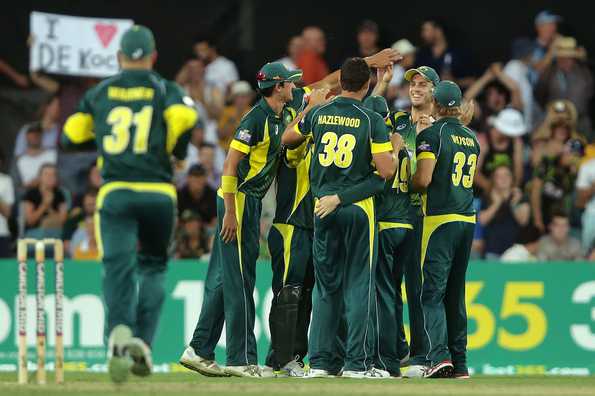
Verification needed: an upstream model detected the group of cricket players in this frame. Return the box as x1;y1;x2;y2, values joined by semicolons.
61;24;479;382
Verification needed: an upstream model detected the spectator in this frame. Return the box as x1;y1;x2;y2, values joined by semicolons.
13;95;60;157
535;36;593;137
175;210;210;259
175;124;206;187
537;212;583;260
464;63;523;132
70;215;99;260
385;39;416;109
0;151;14;257
198;143;222;190
22;164;67;238
297;26;329;85
576;158;595;252
530;114;583;232
476;109;526;192
176;58;224;121
192;35;239;93
530;10;562;82
504;38;537;130
500;226;541;262
277;35;304;71
177;164;217;227
217;80;255;150
62;189;97;256
415;18;474;88
14;123;58;189
86;164;102;192
479;165;530;258
356;20;380;58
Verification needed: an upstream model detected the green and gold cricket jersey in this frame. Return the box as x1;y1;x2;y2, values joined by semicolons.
295;96;391;198
272;140;314;229
416;117;480;216
391;111;422;208
367;112;410;224
230;88;309;199
62;69;198;183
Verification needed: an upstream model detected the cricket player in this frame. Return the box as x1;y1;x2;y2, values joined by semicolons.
179;49;401;378
412;81;479;378
282;57;400;378
61;26;198;383
374;65;441;378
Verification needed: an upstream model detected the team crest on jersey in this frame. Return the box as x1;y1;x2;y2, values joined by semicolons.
417;141;432;151
274;124;279;135
237;129;252;143
396;123;407;131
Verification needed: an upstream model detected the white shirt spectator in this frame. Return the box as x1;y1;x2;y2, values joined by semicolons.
205;56;239;92
500;244;537;262
504;60;535;130
577;159;595;213
13;124;59;158
16;149;57;186
576;159;595;250
0;173;14;237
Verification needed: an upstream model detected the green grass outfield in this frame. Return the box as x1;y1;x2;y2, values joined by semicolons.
1;372;595;396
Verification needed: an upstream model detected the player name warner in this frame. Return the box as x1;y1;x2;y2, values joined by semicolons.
317;115;361;127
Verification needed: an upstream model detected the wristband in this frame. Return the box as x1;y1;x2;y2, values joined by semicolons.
221;176;238;194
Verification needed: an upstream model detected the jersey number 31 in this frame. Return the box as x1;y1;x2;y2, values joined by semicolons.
104;106;153;154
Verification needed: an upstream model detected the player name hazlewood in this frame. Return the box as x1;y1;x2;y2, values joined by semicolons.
317;115;361;127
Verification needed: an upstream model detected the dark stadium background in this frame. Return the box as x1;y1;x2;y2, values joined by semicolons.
1;0;593;82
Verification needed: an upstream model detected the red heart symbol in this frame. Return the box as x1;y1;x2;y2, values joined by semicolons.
94;23;118;48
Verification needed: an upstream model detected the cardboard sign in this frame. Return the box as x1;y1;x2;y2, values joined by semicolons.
29;11;134;77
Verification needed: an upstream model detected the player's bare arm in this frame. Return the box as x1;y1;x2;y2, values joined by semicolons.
412;158;436;191
220;148;246;243
308;48;401;93
281;88;330;147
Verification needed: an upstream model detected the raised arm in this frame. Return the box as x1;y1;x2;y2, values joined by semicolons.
307;48;402;93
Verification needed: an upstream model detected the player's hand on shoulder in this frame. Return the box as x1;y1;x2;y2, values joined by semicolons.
307;88;331;108
416;114;433;133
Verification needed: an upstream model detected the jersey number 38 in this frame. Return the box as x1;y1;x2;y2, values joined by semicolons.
318;131;356;168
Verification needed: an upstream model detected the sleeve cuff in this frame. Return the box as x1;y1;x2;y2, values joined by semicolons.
294;123;306;136
417;152;436;160
230;139;251;154
371;141;392;154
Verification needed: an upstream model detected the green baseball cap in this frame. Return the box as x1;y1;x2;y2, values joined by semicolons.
120;25;155;60
404;65;440;86
433;80;462;108
363;95;390;119
256;62;303;89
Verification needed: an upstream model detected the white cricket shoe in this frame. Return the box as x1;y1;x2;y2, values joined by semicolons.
179;346;228;377
127;337;153;377
274;360;305;377
403;364;426;378
305;368;330;378
224;365;263;378
342;367;394;379
260;365;275;378
107;325;133;384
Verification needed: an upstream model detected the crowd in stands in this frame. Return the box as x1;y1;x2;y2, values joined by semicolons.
0;9;594;262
